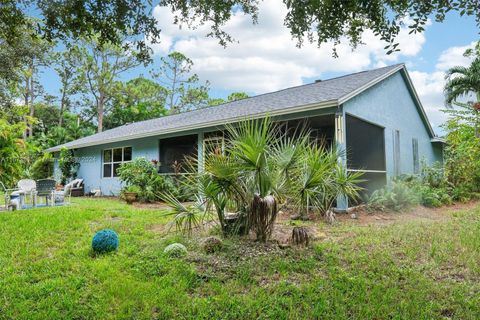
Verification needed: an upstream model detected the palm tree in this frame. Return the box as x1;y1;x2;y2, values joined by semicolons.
444;61;480;107
444;42;480;136
161;117;364;241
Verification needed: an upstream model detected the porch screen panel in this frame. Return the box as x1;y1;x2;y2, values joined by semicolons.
159;134;197;173
345;115;386;171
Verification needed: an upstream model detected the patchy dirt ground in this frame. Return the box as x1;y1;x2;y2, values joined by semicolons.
143;198;480;245
271;200;480;244
335;200;480;226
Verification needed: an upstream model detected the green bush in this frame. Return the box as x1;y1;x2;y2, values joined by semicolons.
31;153;54;180
58;148;79;185
368;165;454;211
201;236;223;254
444;111;480;200
368;179;420;212
117;158;194;202
418;185;452;208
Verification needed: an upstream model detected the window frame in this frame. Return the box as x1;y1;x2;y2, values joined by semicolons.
102;146;132;178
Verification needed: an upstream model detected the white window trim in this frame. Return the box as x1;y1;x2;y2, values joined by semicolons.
102;146;132;178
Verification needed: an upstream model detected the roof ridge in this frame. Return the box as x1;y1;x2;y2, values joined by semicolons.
47;63;407;151
103;63;406;133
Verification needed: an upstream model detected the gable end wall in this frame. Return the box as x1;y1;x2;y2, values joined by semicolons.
343;71;442;180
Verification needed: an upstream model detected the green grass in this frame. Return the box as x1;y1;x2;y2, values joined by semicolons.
1;198;480;319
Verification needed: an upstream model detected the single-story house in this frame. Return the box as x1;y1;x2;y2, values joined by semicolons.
48;63;444;210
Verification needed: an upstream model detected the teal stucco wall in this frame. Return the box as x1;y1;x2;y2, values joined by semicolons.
72;136;160;195
343;71;442;181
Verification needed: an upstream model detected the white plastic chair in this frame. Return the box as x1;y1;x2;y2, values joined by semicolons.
17;179;37;208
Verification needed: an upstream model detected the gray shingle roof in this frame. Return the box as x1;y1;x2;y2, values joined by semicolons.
48;64;408;152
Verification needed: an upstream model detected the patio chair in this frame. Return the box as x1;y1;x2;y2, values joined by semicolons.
69;178;85;197
17;179;37;208
35;179;56;206
0;181;20;211
53;183;72;205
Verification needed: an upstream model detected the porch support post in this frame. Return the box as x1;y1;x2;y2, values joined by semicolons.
335;111;348;212
197;132;204;173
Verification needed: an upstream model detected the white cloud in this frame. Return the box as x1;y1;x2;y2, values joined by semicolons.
409;70;447;126
409;42;475;130
150;1;476;132
150;0;427;93
436;42;475;70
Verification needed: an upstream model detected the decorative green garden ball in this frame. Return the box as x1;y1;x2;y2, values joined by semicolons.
92;229;119;254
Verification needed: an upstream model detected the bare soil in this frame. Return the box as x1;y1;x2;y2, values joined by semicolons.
335;200;479;226
143;199;480;245
271;200;480;244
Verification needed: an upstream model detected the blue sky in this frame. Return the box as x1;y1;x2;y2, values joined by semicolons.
40;1;479;132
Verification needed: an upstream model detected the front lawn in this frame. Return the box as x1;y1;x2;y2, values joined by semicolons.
1;198;480;319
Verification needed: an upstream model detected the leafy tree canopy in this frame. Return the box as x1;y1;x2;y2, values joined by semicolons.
104;77;168;130
1;0;479;59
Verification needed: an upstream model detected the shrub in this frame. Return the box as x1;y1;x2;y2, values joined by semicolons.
418;185;452;208
92;229;119;254
31;153;54;180
368;179;420;212
443;112;480;200
118;158;195;202
201;236;223;254
420;160;446;188
164;243;187;258
368;170;454;211
123;185;141;193
0;118;26;187
58;148;79;185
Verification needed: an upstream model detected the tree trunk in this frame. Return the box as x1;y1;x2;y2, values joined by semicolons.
97;93;104;133
249;194;278;242
23;77;29;140
291;226;309;246
475;93;480;138
59;89;67;127
28;73;35;137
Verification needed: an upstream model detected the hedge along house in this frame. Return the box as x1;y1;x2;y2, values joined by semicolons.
48;64;444;210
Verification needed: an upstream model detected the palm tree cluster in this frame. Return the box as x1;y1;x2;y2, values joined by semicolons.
162;117;363;242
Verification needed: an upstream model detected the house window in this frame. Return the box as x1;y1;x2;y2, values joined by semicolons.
412;138;419;174
158;135;197;174
103;147;132;178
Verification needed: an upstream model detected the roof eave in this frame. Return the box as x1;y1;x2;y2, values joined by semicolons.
431;137;446;144
46;99;338;152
